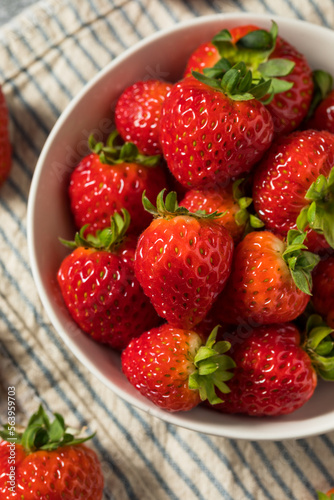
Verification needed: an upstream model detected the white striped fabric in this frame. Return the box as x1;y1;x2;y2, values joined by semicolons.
0;1;333;499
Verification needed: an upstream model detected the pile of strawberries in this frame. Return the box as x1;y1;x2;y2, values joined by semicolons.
57;22;334;417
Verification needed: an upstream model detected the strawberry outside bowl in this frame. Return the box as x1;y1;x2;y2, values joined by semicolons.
27;13;334;440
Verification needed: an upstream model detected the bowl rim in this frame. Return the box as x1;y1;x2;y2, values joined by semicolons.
27;11;334;440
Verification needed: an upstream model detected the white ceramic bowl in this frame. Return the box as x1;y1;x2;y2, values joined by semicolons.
27;13;334;440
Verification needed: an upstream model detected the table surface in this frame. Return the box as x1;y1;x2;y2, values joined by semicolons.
0;0;37;25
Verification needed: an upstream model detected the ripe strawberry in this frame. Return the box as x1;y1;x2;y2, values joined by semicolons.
180;179;263;244
0;405;104;499
160;67;274;189
69;131;167;236
0;86;11;187
134;190;234;329
308;88;334;134
57;210;160;350
215;230;319;326
115;79;173;155
305;70;334;133
312;256;334;328
122;324;235;412
252;129;334;253
209;315;334;416
184;22;313;138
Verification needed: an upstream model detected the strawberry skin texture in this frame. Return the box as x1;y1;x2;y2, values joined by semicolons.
266;36;313;137
0;441;104;499
252;129;334;251
180;185;245;243
211;323;317;416
69;153;167;235
0;87;11;187
58;244;160;349
122;324;204;411
308;88;334;134
115;79;173;155
183;25;313;139
134;215;234;329
312;256;334;328
160;77;274;189
215;231;309;325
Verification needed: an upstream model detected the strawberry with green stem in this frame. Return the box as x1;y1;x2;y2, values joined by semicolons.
209;314;334;416
252;129;334;254
160;60;274;189
184;21;313;138
58;209;160;350
0;405;104;499
134;189;234;329
180;178;263;244
122;324;235;412
69;130;167;236
318;489;334;500
215;229;320;326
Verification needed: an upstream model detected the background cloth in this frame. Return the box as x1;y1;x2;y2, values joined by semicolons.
0;0;334;499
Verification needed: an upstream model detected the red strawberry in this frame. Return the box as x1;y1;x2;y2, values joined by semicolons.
209;316;334;416
115;79;173;155
57;210;160;350
183;24;260;77
180;179;263;244
0;86;11;187
184;22;313;138
0;405;104;499
160;69;274;189
134;190;234;329
122;324;235;412
308;88;334;134
215;230;319;326
312;256;334;328
69;131;167;236
252;129;334;253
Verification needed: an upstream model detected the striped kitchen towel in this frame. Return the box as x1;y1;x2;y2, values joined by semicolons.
0;0;334;499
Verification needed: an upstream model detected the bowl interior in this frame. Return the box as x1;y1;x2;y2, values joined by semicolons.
28;13;334;440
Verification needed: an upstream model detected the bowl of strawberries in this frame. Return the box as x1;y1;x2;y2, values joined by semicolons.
27;13;334;440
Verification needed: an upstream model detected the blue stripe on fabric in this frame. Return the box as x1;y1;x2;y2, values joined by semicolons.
0;68;53;135
308;0;330;27
321;434;334;463
0;254;199;500
281;0;306;20
298;439;334;485
5;176;28;205
199;435;256;500
275;441;316;495
227;439;275;500
251;441;298;500
167;424;234;500
0;199;27;237
0;336;118;500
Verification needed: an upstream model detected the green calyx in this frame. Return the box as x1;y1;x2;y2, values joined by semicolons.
317;492;334;500
89;130;161;167
0;405;95;453
307;69;333;119
304;314;334;381
233;178;264;230
282;230;320;295
194;21;294;103
188;326;236;404
60;208;131;251
296;166;334;248
143;189;225;221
